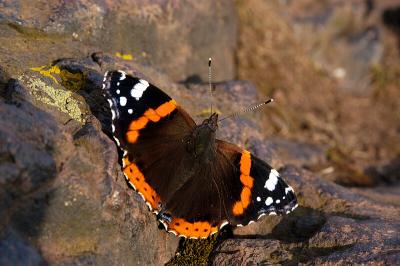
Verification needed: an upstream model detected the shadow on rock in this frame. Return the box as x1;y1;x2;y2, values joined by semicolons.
269;207;327;244
383;6;400;42
0;79;60;264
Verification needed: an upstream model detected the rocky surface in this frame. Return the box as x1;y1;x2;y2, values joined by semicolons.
1;0;400;265
0;73;179;265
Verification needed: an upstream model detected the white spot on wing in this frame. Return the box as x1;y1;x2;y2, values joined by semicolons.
131;80;149;100
111;109;116;120
271;169;279;177
265;197;273;206
116;89;120;94
264;169;279;191
139;79;149;87
256;197;261;202
111;124;115;132
285;186;294;195
118;71;126;80
128;109;133;114
119;96;127;106
276;199;281;204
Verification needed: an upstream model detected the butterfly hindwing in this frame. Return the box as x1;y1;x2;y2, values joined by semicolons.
216;140;298;226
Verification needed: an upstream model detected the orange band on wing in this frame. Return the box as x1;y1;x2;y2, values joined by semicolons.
123;157;160;210
241;187;251;208
233;202;244;216
155;100;176;117
144;108;161;122
240;150;251;175
126;130;139;143
168;218;218;238
129;116;149;130
232;151;254;216
125;100;177;144
240;174;254;188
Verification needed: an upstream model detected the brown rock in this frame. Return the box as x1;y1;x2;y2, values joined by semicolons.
0;76;178;265
0;0;236;82
1;1;400;264
211;239;292;265
213;166;400;264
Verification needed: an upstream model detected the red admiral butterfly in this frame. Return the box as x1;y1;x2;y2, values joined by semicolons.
102;70;297;239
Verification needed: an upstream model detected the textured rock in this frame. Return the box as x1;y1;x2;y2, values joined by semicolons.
1;0;400;265
0;0;236;82
235;0;400;188
211;239;292;265
0;229;46;266
0;73;179;265
213;166;400;265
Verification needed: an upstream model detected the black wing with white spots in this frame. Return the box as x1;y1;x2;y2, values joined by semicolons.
216;140;298;227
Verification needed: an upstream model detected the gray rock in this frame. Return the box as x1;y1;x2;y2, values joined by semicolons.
0;229;46;266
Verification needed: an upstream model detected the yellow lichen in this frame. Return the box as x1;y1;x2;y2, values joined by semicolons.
115;52;134;61
31;64;61;84
19;74;84;123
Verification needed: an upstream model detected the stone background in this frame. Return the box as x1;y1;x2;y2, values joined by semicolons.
0;0;399;265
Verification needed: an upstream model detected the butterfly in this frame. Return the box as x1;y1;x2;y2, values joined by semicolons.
102;70;297;239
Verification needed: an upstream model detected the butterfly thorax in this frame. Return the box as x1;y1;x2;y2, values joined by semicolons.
185;113;218;163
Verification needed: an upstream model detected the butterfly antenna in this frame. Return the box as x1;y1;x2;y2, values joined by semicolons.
219;99;274;122
208;58;213;114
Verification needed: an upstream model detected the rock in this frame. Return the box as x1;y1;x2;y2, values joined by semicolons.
307;216;400;265
0;0;236;82
235;0;400;190
0;73;178;265
1;0;400;264
0;229;46;266
4;51;335;264
210;239;292;265
2;50;399;264
212;166;400;264
264;137;327;169
279;0;383;93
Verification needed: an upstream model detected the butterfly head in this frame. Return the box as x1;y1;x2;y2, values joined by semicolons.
201;112;219;131
186;113;218;160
